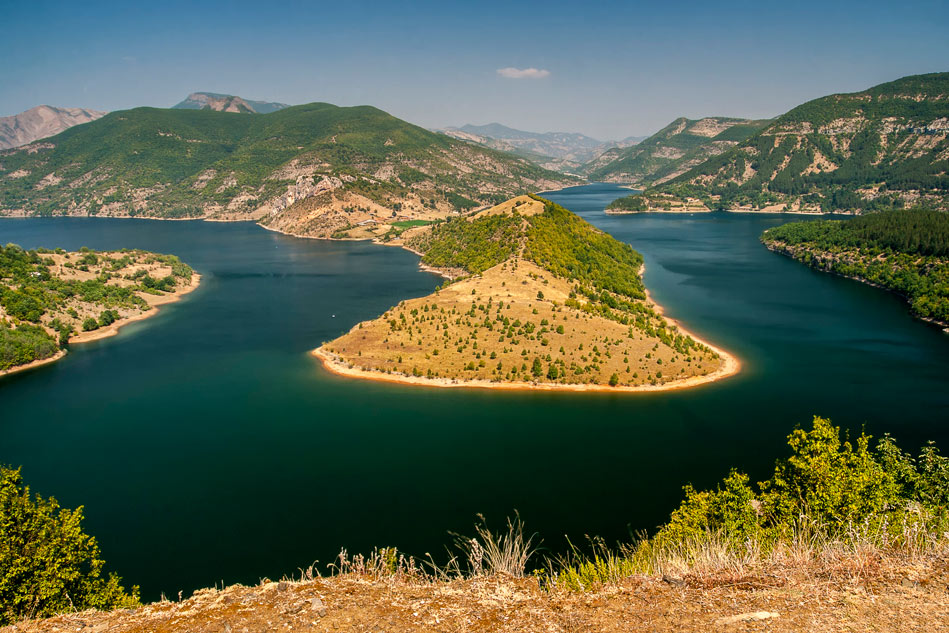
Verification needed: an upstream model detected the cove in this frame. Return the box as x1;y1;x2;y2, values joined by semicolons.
1;183;947;600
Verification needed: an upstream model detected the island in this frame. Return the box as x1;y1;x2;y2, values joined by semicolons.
314;195;738;391
0;245;199;376
762;209;949;329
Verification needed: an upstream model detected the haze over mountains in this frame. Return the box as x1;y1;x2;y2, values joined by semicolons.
439;123;644;173
0;106;107;150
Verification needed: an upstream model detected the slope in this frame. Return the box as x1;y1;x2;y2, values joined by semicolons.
315;195;735;390
584;117;770;186
652;72;949;213
0;104;580;238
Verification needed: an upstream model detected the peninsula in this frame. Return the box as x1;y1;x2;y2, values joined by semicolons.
314;195;738;391
0;245;199;376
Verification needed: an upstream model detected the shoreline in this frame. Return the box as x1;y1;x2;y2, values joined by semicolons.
310;262;741;394
0;350;67;379
0;273;201;379
764;241;949;332
68;272;202;345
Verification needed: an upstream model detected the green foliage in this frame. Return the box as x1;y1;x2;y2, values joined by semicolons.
586;117;769;185
656;73;949;211
0;322;58;370
0;103;573;219
525;196;646;302
652;416;949;550
762;210;949;323
606;194;647;212
0;466;139;624
408;214;521;274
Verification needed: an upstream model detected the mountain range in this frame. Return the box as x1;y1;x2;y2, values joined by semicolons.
584;117;771;187
438;123;643;173
0;106;107;150
0;103;578;240
646;72;949;213
172;92;290;114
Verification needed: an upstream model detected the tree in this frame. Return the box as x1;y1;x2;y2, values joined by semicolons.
609;372;619;387
0;466;139;624
547;364;559;380
531;357;543;377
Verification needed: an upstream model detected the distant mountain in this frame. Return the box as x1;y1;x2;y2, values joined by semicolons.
0;106;107;150
652;72;949;213
438;123;637;173
172;92;290;114
0;103;579;240
584;117;771;187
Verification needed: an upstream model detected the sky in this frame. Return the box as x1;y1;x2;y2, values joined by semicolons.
3;0;948;140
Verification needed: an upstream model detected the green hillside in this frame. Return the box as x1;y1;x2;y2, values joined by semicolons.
584;117;769;186
762;209;949;325
0;103;578;237
650;73;949;213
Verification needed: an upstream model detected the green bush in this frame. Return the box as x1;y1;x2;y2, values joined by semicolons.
0;466;139;624
653;416;949;550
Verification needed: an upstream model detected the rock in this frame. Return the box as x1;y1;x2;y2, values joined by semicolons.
311;597;328;617
716;611;780;625
661;574;685;587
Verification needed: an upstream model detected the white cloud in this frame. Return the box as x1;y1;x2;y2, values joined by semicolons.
497;67;551;79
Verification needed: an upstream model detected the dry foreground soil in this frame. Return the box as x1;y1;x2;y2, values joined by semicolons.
5;557;949;632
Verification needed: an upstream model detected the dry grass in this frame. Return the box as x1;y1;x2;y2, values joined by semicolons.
324;259;723;388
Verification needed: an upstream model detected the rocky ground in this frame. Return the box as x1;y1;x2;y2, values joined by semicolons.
5;556;948;633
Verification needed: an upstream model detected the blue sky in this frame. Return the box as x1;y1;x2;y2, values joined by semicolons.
4;0;948;139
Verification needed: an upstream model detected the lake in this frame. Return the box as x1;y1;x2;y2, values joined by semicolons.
2;182;947;599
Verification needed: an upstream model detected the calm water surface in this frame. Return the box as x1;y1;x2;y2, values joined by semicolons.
1;183;947;598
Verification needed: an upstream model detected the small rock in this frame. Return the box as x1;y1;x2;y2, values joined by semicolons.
661;574;685;587
716;611;780;625
311;597;327;617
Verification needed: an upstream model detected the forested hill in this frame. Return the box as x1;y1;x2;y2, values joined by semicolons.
653;72;949;213
0;103;579;239
583;117;770;186
762;209;949;325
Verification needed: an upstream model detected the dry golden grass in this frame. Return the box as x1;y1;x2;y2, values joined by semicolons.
322;258;723;388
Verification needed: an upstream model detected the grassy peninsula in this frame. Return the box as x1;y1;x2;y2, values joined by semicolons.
0;244;199;375
762;209;949;326
316;195;737;390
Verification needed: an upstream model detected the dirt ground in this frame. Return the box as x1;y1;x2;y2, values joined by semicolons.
6;558;948;633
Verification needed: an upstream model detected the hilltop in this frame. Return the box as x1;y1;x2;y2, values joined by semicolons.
0;105;106;150
640;72;949;213
0;244;199;376
0;104;579;239
584;116;770;187
315;195;736;390
172;92;289;114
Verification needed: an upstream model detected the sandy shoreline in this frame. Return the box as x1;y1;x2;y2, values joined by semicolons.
0;273;201;379
311;261;740;394
68;272;201;344
0;350;67;379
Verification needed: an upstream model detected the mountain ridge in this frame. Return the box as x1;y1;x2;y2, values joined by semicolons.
0;102;579;239
0;105;107;150
172;92;290;114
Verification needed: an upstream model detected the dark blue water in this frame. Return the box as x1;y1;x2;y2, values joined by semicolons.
1;183;947;599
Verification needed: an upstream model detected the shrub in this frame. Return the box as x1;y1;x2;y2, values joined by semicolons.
0;466;139;624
